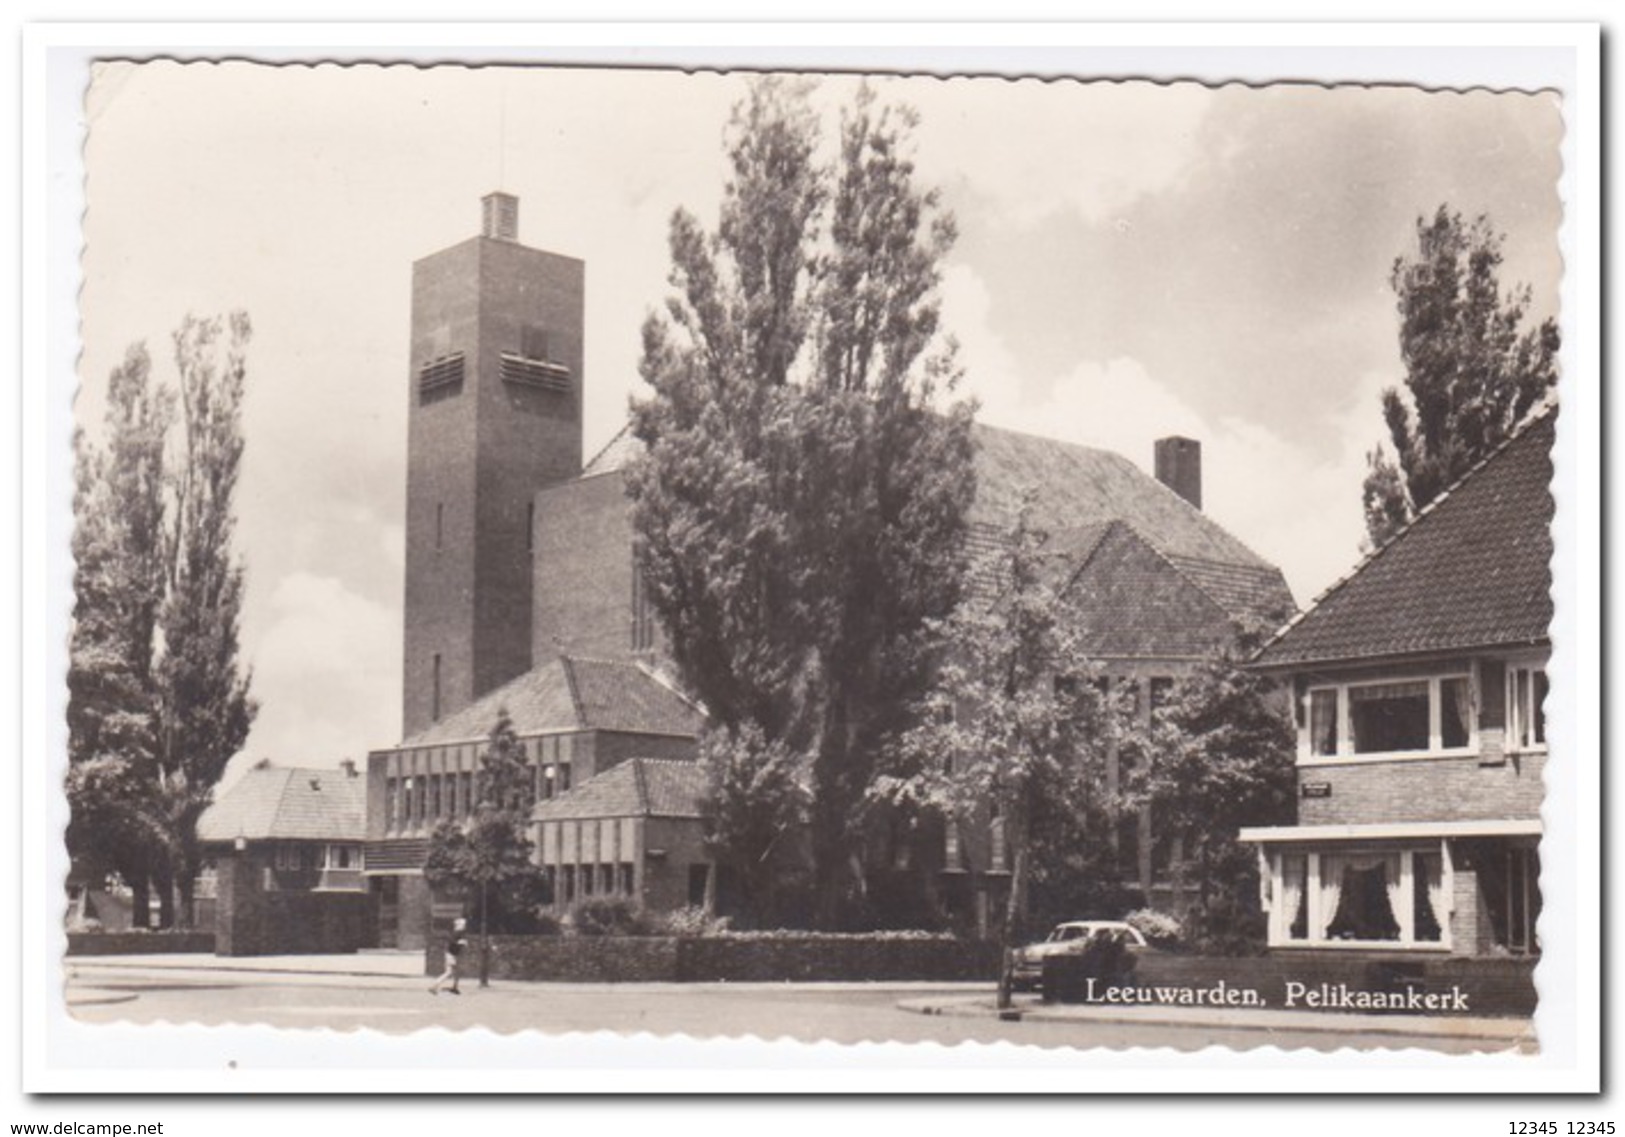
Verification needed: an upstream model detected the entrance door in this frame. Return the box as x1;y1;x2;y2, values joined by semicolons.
372;876;400;949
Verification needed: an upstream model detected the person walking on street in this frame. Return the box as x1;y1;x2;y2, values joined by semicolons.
430;917;467;995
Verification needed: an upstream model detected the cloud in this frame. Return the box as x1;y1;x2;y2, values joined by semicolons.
234;572;401;781
946;262;1388;609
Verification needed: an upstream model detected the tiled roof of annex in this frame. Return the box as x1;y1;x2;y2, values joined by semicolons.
196;765;365;844
1254;405;1555;669
529;758;706;823
397;655;705;748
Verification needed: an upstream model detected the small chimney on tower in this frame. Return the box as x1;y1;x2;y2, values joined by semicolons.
481;192;519;242
1155;436;1202;510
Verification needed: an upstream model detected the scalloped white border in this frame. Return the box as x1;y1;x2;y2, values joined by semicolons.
21;23;1600;1099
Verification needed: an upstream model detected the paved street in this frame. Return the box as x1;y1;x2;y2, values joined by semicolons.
64;960;1534;1054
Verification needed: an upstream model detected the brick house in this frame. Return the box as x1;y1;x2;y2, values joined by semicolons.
364;654;703;949
195;761;373;955
530;758;712;914
1241;405;1553;957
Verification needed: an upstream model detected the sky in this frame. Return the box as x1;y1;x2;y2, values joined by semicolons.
75;61;1564;782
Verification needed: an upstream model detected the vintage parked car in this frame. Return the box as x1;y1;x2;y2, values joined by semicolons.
1009;920;1149;992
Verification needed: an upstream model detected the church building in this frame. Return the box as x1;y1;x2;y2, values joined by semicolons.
364;194;1295;947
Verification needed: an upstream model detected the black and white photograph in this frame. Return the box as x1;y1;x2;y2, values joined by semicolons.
30;28;1599;1104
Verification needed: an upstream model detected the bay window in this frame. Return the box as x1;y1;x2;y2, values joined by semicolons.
1507;664;1548;751
1266;846;1452;949
1302;673;1476;762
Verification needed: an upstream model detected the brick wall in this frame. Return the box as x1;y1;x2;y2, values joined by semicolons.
66;932;214;956
641;817;711;912
533;474;634;661
1298;749;1545;826
425;934;1003;983
215;850;380;956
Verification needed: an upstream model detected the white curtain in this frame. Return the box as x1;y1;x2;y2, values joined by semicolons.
1382;852;1406;939
1422;852;1450;941
1318;854;1345;939
1281;855;1306;941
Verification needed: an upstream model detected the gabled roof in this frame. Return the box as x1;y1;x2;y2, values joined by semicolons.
1254;405;1555;669
196;766;365;844
968;422;1273;568
530;758;706;823
582;416;1293;628
400;655;705;748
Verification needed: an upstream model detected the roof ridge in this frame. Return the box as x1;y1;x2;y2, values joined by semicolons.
630;758;651;818
560;656;587;729
265;768;298;838
1053;518;1119;596
1254;400;1557;661
1111;518;1235;621
580;421;634;475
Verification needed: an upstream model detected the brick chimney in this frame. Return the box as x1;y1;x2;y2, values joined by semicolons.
481;191;519;242
1154;436;1202;510
339;759;358;779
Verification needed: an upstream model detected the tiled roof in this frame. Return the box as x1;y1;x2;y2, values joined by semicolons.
530;758;707;823
1063;521;1238;659
400;656;705;747
579;424;641;479
1254;406;1555;668
580;415;1292;627
196;766;365;843
1160;553;1297;627
968;422;1273;568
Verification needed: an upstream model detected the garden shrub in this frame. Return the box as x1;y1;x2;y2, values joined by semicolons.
567;897;655;936
1124;908;1184;950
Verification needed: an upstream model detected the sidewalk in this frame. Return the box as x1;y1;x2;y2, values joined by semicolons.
64;949;425;979
897;994;1536;1044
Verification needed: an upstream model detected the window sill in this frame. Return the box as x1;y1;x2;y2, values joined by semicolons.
1299;747;1479;768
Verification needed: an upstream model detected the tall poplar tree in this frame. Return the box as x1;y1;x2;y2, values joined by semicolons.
67;345;174;925
1363;206;1559;547
68;313;256;929
628;78;976;927
157;313;258;927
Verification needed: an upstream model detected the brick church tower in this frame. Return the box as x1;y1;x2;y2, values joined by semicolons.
402;192;584;737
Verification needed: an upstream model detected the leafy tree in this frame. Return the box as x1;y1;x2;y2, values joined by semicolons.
68;315;257;929
157;313;258;928
628;77;976;926
879;499;1119;1004
1363;206;1560;546
68;344;175;925
1138;624;1296;952
696;722;810;924
424;708;548;985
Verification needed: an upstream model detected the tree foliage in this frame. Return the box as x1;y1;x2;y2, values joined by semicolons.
1363;206;1560;547
696;721;810;925
68;316;257;928
879;498;1122;954
67;345;174;904
1139;624;1296;950
627;77;976;926
159;314;258;926
423;708;548;934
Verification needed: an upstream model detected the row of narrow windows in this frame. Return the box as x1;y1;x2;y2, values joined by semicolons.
384;762;574;831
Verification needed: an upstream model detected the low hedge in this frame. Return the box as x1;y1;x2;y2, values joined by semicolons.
427;931;1001;983
66;931;216;956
